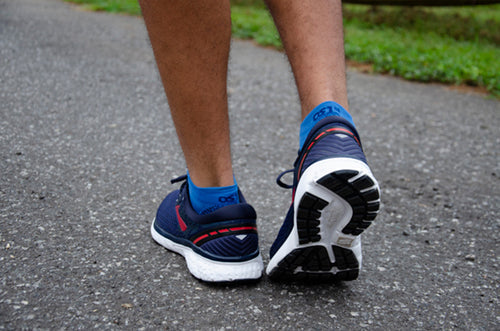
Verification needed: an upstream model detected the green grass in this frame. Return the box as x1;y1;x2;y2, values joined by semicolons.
64;0;500;96
342;4;500;94
64;0;141;14
230;6;282;48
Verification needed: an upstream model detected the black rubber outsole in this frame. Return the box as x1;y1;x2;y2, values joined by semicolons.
268;245;359;282
268;169;380;282
316;170;380;236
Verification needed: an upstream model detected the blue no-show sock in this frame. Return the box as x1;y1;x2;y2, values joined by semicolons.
299;101;356;150
187;173;240;215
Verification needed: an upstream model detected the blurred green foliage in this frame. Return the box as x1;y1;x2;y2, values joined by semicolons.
65;0;500;95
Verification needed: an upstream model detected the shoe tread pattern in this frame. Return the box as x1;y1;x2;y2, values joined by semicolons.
268;245;359;282
297;193;328;244
317;170;380;236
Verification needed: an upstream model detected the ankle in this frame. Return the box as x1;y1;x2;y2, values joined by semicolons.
187;173;240;215
299;101;355;150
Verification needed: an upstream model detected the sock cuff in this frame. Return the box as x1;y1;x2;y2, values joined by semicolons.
187;172;240;215
299;101;355;150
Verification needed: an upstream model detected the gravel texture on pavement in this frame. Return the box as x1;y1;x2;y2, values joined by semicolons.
1;0;499;329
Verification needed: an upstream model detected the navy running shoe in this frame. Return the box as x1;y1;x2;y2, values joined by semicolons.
266;116;381;282
151;175;264;282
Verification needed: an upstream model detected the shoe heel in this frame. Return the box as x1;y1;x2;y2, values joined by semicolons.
295;157;380;246
151;219;264;282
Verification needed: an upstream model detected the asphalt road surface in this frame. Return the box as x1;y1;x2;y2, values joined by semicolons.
1;0;498;329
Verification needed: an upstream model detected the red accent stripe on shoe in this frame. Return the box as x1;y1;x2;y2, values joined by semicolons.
176;205;187;231
193;234;209;244
229;226;257;232
326;127;360;145
192;226;258;245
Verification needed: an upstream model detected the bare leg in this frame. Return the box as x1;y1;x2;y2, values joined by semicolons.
265;1;381;282
139;0;233;187
265;0;349;119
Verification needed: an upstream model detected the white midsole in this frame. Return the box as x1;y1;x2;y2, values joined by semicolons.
266;158;379;275
151;220;264;282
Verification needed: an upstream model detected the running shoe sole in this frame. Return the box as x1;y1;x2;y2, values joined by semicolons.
266;157;380;282
151;219;264;282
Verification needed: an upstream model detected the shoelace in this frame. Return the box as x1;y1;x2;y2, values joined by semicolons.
172;172;295;190
276;147;303;190
170;174;188;184
276;169;294;189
